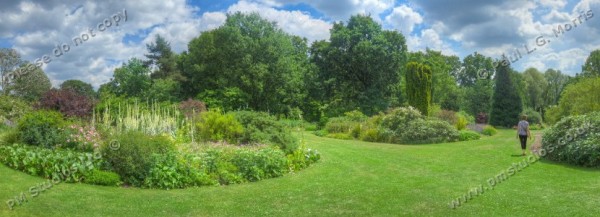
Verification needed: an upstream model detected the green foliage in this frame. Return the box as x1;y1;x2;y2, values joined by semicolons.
481;125;498;136
544;77;600;124
521;108;542;124
582;49;600;77
308;14;407;116
287;144;321;172
101;131;175;186
143;152;200;189
458;130;481;141
406;62;432;116
18;110;68;148
455;115;468;131
542;112;600;167
84;170;122;186
0;127;20;145
231;111;298;154
4;63;51;101
95;100;182;137
401;119;459;144
100;58;151;98
435;110;457;126
325;133;354;140
60;79;96;98
0;144;102;182
489;62;522;127
0;95;32;124
183;12;308;115
196;110;243;144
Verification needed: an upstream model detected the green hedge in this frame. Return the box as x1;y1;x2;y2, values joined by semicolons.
542;112;600;167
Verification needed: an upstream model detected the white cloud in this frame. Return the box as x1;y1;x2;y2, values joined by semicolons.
385;5;423;35
228;1;332;42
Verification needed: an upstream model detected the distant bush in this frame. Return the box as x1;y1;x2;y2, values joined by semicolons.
0;95;32;125
476;112;488;124
102;131;175;186
481;125;498;136
542;112;600;167
459;130;481;141
401;119;459;144
84;170;122;186
37;89;96;118
0;127;20;145
455;115;468;131
231;111;298;154
18;110;68;148
196;110;244;144
521;108;542;125
179;98;207;119
435;110;457;125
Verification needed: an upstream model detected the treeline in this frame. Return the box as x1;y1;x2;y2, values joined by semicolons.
2;12;599;125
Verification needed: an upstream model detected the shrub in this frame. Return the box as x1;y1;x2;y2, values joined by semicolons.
37;89;96;118
0;144;102;182
542;112;600;167
287;145;321;172
196;110;244;144
521;108;542;124
435;110;457;125
0;127;20;145
402;119;459;144
231;111;298;154
61;124;102;152
455;115;468;131
18;110;68;148
101;131;175;186
359;128;383;142
476;112;488;124
0;95;32;124
179;98;207;119
481;125;498;136
380;107;422;132
325;117;359;134
84;170;122;186
143;152;195;189
325;133;353;140
231;147;288;182
459;130;481;141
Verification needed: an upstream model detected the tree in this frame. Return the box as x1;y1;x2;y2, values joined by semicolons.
310;14;407;116
409;49;461;110
406;62;432;116
582;49;600;77
4;63;51;101
543;69;570;106
459;53;495;116
101;58;151;98
60;79;96;98
545;77;600;123
182;12;309;114
144;35;184;82
457;52;494;87
522;68;547;113
489;62;522;127
0;48;24;94
38;88;96;118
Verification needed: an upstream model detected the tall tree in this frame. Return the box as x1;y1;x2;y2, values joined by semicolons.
60;79;96;98
582;49;600;77
457;52;495;87
522;68;547;113
406;62;432;116
310;14;407;116
4;63;51;101
489;62;522;127
543;69;570;106
100;58;151;98
0;48;24;95
409;49;461;111
182;12;308;114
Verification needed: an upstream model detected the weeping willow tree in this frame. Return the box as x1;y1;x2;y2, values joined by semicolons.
406;62;432;116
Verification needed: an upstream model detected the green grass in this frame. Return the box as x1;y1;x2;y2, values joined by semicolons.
1;129;599;216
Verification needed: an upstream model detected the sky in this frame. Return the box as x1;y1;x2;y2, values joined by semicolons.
0;0;599;88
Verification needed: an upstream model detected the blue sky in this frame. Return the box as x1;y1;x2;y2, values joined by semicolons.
0;0;599;88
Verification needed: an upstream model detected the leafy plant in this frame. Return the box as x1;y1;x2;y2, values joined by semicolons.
231;111;298;154
84;170;122;186
0;144;102;182
196;110;243;144
542;112;600;167
18;110;69;148
37;88;96;118
101;131;175;186
459;130;481;141
481;125;498;136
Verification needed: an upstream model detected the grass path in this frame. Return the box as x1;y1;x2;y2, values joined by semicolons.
1;130;599;216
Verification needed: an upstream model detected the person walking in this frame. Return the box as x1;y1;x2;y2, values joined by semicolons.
517;115;531;156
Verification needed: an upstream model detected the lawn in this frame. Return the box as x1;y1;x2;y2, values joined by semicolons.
1;129;599;216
